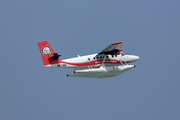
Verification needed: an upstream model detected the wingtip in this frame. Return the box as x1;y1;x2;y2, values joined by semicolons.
111;42;122;45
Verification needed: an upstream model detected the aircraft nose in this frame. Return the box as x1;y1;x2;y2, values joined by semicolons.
132;55;140;61
135;56;140;61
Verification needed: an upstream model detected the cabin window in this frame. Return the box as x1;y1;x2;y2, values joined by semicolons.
97;57;99;59
100;56;102;59
88;58;90;60
106;56;109;58
115;55;117;57
93;57;95;60
112;55;114;57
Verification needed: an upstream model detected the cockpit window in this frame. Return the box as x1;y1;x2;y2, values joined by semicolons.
121;52;125;56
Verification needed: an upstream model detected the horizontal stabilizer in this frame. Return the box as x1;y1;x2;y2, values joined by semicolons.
49;53;61;60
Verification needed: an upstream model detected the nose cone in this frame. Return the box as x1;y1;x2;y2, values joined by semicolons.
134;56;140;61
128;55;140;62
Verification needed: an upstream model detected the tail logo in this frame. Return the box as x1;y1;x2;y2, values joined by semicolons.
42;46;51;56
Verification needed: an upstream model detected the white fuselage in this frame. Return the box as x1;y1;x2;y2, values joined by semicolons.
47;53;139;68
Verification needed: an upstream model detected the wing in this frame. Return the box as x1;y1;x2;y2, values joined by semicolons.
97;42;122;55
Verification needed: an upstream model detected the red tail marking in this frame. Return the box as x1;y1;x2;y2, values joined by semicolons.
38;41;60;66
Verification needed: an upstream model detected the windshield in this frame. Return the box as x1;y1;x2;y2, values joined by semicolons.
121;52;125;56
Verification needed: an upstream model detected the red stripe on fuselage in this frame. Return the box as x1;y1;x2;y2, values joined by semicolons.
47;59;131;66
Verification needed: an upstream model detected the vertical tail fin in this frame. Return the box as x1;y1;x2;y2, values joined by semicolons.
38;41;60;66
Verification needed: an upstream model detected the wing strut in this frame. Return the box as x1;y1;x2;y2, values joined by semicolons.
120;60;124;66
102;55;106;64
88;65;93;69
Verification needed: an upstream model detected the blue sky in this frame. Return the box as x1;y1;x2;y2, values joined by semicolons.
0;0;180;120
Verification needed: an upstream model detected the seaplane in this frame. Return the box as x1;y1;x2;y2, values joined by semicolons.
38;41;139;78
